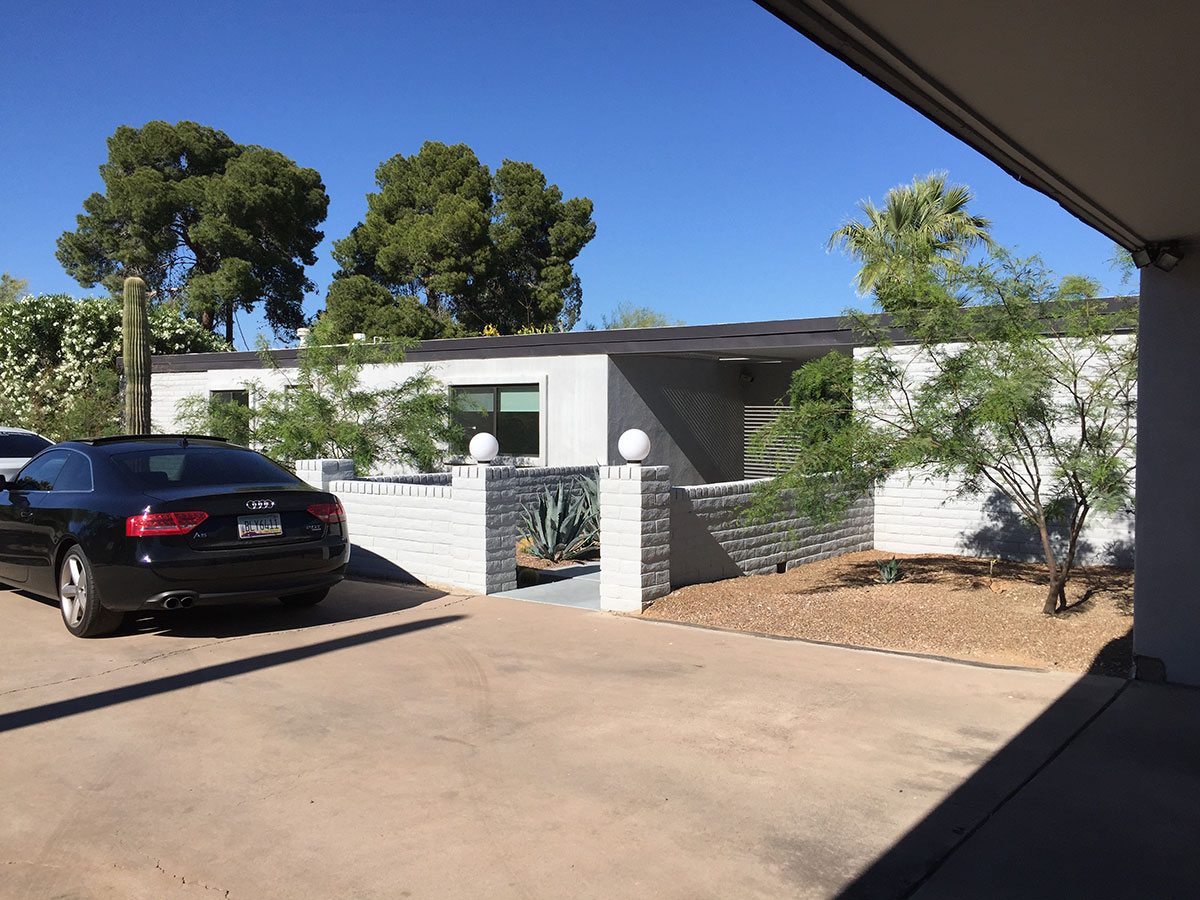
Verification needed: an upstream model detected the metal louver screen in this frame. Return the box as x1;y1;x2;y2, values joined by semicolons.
744;405;800;478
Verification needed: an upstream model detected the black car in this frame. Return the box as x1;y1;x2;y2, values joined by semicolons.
0;436;349;637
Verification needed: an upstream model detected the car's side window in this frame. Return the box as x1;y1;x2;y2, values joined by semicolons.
53;452;93;492
14;451;70;492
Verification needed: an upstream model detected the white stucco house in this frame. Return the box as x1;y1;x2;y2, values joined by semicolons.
151;316;861;486
149;312;1135;572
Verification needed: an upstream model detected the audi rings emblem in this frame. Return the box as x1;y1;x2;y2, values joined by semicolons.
245;499;276;510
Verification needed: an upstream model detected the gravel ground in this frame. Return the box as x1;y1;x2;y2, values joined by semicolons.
643;550;1133;676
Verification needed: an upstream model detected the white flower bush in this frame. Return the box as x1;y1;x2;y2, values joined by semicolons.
0;293;231;439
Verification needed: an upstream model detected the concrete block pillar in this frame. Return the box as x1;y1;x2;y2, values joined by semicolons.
295;458;356;490
598;465;671;612
451;465;519;595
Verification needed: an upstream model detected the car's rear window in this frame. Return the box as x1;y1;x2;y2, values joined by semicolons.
111;446;300;488
0;432;51;457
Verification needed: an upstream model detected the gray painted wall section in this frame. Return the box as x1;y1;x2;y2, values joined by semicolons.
607;356;747;483
669;481;873;588
1135;260;1200;685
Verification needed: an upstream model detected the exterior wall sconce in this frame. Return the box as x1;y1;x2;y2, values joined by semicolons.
1132;242;1183;272
618;428;651;465
469;432;500;465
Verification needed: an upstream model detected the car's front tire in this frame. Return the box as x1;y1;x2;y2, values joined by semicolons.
279;588;329;608
59;546;124;638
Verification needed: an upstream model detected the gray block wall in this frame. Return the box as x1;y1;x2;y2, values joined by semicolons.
669;481;874;587
511;466;598;515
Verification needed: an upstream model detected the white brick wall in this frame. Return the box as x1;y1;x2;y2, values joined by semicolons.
296;459;356;490
333;476;458;585
669;481;874;587
151;371;209;433
303;461;605;595
856;340;1137;567
874;470;1134;565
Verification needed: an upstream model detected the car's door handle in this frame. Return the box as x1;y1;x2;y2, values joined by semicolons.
18;508;33;520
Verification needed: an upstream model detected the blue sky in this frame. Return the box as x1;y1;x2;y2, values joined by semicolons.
1;0;1124;349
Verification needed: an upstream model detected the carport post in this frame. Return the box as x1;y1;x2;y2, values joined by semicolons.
598;465;671;611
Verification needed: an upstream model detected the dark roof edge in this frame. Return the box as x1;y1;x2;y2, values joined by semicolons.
150;314;857;373
149;298;1137;374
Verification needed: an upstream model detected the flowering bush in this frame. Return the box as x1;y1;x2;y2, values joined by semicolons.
0;293;232;440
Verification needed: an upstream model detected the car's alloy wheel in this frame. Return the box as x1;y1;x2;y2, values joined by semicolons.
58;546;123;638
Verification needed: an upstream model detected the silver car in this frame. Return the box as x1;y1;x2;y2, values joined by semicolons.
0;428;53;480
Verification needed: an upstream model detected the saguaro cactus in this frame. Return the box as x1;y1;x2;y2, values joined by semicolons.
122;276;152;434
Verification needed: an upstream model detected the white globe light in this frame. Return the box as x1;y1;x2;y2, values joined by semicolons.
469;432;500;463
618;428;651;463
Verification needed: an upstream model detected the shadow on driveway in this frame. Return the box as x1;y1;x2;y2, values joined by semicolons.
17;577;449;640
0;612;465;735
833;635;1200;899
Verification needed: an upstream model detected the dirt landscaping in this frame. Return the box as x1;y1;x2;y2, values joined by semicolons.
643;550;1133;676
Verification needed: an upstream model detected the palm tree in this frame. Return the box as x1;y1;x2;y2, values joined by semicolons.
829;172;994;295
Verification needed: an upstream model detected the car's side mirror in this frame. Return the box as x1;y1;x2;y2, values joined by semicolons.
0;474;7;488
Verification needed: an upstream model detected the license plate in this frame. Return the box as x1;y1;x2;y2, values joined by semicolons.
237;513;283;539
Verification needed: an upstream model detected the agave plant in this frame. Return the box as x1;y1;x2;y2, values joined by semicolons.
520;476;599;563
875;557;902;584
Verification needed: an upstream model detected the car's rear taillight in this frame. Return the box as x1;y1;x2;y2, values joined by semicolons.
126;511;209;537
307;501;345;525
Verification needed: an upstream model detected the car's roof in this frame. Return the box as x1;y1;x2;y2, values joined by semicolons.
0;427;49;437
65;435;236;454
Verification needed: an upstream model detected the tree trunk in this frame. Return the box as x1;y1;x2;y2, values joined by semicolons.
1036;514;1066;616
1042;577;1067;615
225;299;234;345
201;308;213;331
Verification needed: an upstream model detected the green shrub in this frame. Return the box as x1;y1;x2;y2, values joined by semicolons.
520;477;599;563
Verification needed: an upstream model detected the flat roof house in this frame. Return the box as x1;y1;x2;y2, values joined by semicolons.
151;316;861;485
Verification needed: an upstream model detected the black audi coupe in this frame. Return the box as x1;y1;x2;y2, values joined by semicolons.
0;436;349;637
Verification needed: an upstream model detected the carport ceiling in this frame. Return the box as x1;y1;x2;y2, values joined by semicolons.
756;0;1200;249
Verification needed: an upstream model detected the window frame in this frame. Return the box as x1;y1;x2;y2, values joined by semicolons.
448;380;545;463
11;448;94;493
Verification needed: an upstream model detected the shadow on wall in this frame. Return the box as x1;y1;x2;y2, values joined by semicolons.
960;491;1134;567
347;545;426;583
669;498;743;586
609;357;744;483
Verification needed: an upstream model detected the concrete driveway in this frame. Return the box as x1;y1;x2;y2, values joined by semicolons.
1;580;1197;899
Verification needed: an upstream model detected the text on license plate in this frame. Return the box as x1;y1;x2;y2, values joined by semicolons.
238;513;283;539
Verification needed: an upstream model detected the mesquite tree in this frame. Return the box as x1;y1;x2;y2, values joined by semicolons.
750;249;1136;615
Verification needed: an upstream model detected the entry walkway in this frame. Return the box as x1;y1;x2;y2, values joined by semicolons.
491;563;601;609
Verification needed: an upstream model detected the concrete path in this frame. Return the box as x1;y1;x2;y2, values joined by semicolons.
0;580;1193;899
492;563;601;609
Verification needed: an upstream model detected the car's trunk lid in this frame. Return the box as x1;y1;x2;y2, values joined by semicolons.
145;485;332;551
